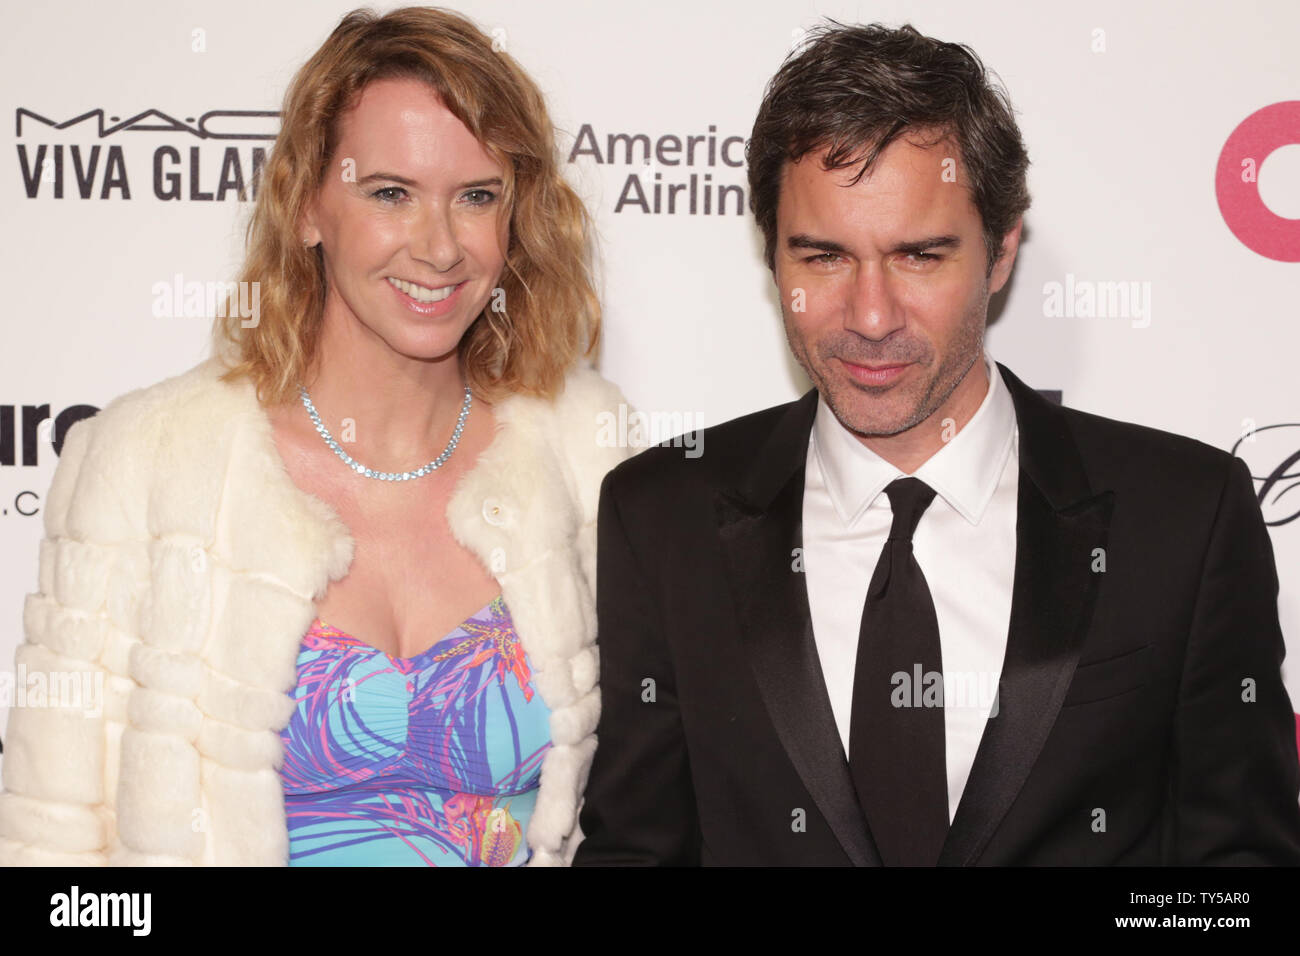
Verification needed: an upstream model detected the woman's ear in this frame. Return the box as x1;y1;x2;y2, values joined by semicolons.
298;199;322;248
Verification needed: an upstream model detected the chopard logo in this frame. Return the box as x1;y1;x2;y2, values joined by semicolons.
1231;423;1300;527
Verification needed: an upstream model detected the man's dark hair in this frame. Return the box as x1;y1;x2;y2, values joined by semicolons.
747;22;1031;276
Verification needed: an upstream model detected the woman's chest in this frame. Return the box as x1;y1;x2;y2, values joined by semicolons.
267;400;504;660
314;499;502;659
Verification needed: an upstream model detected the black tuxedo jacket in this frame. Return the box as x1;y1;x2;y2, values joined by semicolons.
573;362;1300;865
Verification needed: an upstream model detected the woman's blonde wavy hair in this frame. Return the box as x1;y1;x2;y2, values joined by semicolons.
212;6;600;406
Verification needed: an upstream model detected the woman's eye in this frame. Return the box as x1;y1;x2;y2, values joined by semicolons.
463;188;497;206
372;186;407;203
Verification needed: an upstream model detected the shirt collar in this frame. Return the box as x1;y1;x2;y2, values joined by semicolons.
811;352;1018;527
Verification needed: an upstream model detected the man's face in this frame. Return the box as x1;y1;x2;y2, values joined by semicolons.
774;133;1019;439
301;77;509;364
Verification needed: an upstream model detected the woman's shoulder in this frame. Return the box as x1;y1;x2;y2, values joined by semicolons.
479;364;635;526
536;363;636;470
495;362;625;420
72;356;240;446
49;357;248;537
548;363;630;429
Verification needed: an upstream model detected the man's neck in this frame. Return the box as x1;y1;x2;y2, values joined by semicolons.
855;358;990;475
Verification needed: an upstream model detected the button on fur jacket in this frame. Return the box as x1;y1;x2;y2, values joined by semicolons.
0;354;632;866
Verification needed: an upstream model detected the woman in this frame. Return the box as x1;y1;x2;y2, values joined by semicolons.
0;7;630;866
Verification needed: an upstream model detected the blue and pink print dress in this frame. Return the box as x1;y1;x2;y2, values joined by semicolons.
277;595;552;866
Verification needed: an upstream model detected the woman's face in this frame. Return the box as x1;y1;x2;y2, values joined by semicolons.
301;77;508;365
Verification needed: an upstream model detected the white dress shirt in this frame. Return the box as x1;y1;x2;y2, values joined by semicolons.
801;352;1019;823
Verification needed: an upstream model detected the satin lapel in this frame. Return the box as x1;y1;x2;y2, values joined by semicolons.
715;390;879;866
938;364;1114;865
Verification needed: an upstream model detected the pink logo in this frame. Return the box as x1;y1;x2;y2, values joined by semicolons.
1215;101;1300;262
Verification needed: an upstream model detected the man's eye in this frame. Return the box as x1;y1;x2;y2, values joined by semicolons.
805;253;839;264
372;186;407;203
908;252;940;262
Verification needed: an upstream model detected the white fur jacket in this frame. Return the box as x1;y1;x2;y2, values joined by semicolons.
0;355;632;866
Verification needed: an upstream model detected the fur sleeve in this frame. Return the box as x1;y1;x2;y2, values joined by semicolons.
552;364;639;595
0;415;122;865
545;365;639;865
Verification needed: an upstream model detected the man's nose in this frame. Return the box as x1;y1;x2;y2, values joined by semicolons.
844;261;905;340
411;204;463;272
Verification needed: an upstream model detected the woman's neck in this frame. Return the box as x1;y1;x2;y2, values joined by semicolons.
299;315;478;470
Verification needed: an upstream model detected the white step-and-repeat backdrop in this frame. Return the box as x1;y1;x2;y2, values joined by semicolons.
2;1;1298;774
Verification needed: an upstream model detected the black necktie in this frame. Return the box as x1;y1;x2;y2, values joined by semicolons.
848;476;948;865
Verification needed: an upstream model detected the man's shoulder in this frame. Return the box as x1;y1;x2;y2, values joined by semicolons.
997;361;1237;496
1032;398;1247;530
1056;401;1237;489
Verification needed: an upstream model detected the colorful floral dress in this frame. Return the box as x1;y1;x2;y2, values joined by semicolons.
277;595;551;866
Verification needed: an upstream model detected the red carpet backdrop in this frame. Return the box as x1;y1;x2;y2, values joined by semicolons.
2;0;1298;776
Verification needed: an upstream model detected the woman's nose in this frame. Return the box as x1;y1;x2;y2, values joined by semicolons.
411;205;464;272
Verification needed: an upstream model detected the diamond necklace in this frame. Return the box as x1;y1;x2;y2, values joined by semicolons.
297;383;472;481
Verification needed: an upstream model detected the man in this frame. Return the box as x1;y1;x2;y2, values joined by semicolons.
573;23;1300;865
